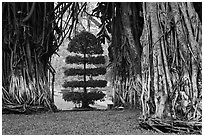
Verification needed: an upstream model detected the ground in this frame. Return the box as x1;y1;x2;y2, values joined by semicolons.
2;110;172;135
1;88;184;135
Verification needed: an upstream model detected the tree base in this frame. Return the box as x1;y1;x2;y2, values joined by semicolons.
2;103;58;114
72;106;97;111
139;117;202;134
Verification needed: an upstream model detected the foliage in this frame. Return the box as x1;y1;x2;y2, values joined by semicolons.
62;91;105;106
62;80;107;88
68;31;103;54
62;92;82;105
64;67;106;76
63;31;107;88
92;2;113;44
65;55;105;64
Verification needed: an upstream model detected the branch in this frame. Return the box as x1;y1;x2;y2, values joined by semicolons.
22;2;36;22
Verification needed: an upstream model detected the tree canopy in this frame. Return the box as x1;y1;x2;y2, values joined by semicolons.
68;31;103;54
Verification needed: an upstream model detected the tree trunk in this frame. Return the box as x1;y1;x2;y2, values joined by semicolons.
140;2;202;121
110;2;143;109
82;42;89;108
2;2;57;113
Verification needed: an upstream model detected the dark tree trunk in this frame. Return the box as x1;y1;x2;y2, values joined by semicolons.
108;2;143;109
2;2;57;112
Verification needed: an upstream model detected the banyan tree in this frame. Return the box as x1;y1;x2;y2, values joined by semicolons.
2;2;87;113
2;2;55;113
93;2;144;109
94;2;202;133
139;2;202;133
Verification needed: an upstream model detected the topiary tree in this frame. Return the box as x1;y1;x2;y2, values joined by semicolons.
62;91;105;108
62;31;107;108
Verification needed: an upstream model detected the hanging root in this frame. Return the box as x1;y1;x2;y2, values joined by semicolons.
139;117;202;134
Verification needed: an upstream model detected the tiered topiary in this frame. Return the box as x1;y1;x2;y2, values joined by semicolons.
62;31;107;108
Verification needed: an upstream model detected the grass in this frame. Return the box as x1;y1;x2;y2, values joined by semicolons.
2;110;172;135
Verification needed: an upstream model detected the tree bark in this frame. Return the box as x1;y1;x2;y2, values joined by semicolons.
110;2;142;109
140;2;202;121
2;2;56;112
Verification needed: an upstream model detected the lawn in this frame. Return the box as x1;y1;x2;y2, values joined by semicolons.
2;110;171;135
